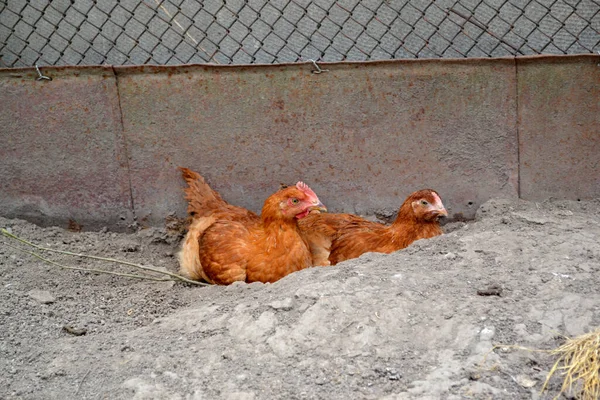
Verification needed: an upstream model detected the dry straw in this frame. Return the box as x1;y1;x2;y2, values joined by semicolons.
541;328;600;400
481;329;600;400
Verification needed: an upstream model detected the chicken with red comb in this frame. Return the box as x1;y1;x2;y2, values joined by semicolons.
177;168;326;284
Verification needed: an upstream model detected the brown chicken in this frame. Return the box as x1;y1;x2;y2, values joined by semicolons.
177;167;327;285
299;189;447;265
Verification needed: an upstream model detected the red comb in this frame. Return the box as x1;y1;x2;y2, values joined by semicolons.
296;181;317;199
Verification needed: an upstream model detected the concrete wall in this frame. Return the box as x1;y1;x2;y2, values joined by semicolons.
0;55;598;230
517;56;599;201
0;67;133;230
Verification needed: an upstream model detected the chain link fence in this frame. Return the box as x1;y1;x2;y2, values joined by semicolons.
1;0;599;68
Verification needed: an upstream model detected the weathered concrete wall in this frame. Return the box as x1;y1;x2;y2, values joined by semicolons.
517;56;600;201
0;67;134;230
0;56;597;230
118;59;518;226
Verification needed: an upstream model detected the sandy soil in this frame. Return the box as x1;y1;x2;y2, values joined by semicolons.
1;197;599;400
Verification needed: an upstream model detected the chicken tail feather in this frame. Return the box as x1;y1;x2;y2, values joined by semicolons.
179;167;228;218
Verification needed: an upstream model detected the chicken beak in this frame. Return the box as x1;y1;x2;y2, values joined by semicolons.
434;207;448;218
308;201;327;213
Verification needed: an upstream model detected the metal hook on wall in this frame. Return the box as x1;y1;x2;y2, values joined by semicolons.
308;59;329;74
35;64;52;81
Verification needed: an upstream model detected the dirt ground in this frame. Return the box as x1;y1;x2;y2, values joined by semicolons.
1;197;599;400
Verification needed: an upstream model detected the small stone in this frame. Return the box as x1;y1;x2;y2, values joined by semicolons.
28;290;56;304
315;377;328;385
62;326;87;336
479;326;495;342
477;285;503;296
469;371;481;381
122;243;140;252
516;374;537;388
444;252;457;260
387;369;400;381
557;210;573;217
269;298;293;311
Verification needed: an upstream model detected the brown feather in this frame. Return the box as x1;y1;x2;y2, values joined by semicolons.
178;167;258;222
298;213;369;266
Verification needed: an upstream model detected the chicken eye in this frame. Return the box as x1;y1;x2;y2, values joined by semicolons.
291;198;300;205
421;200;429;206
